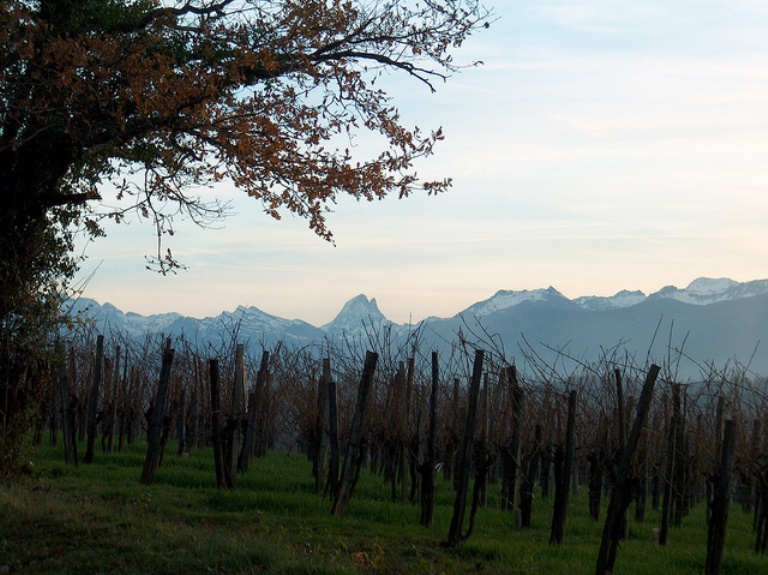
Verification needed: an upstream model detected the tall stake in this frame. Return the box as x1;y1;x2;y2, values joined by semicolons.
84;334;104;464
705;419;736;575
314;358;331;494
595;364;660;575
209;359;228;489
447;348;484;546
140;345;175;485
331;351;379;517
420;351;439;526
549;390;578;545
327;378;340;499
57;344;77;466
659;383;681;546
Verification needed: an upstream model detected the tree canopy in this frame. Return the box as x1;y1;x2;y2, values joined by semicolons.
0;0;491;475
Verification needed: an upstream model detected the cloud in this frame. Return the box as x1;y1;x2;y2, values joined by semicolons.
74;1;768;325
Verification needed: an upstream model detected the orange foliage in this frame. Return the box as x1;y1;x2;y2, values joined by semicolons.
0;0;492;270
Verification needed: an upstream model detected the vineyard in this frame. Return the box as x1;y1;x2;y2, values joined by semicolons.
3;324;768;574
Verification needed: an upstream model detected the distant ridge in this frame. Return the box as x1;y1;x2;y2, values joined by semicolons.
67;277;768;379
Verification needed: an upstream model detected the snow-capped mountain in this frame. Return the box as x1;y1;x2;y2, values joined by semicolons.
66;298;323;348
650;277;768;306
66;277;768;379
66;298;183;339
321;294;390;337
459;287;570;317
573;290;647;312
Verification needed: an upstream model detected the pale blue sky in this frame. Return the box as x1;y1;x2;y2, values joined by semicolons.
74;1;768;325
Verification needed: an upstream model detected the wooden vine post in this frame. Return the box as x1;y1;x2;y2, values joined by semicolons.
314;358;332;494
228;343;247;477
209;358;232;489
140;344;175;485
57;344;77;466
705;419;736;575
519;424;542;528
327;377;340;499
331;350;379;517
501;366;522;512
447;348;485;546
549;389;578;545
595;363;660;575
659;383;681;546
419;351;440;527
240;350;269;473
84;334;104;464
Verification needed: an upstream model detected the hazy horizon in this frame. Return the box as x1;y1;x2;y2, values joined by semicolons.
74;1;768;326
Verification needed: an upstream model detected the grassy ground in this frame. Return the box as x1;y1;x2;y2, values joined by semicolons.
1;441;766;574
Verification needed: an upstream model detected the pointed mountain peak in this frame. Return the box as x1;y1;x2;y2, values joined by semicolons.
322;294;388;331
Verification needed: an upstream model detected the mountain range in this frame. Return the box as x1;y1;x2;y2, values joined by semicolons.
66;277;768;380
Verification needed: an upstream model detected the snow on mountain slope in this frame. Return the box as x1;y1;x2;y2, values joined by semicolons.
460;287;568;317
652;277;768;305
68;277;768;346
574;290;647;311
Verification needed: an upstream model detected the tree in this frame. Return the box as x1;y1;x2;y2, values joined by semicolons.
0;0;491;476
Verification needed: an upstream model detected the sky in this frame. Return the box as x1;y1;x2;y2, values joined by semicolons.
73;0;768;326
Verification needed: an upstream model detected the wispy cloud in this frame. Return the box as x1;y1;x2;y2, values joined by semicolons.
76;1;768;324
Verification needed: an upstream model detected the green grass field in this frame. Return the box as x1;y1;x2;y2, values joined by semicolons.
1;441;765;574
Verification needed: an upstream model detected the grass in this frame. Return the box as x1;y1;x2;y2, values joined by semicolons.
1;440;766;574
